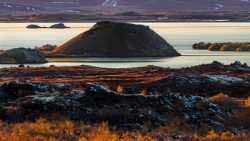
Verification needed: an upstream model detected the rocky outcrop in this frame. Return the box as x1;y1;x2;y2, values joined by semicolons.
0;48;47;64
193;42;250;51
52;21;180;57
0;83;229;131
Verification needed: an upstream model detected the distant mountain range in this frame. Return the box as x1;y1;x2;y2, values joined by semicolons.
1;0;250;22
1;0;250;15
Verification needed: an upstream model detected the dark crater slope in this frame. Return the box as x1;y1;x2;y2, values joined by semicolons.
0;48;47;64
52;21;180;57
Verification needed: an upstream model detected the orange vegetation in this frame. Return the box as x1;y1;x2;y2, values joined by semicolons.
138;89;148;96
0;119;157;141
116;85;124;93
0;118;249;141
244;97;250;107
193;130;250;141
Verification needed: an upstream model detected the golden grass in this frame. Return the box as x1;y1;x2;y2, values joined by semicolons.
0;119;158;141
193;130;250;141
0;118;249;141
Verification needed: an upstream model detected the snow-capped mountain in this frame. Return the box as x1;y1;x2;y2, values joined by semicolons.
1;0;250;15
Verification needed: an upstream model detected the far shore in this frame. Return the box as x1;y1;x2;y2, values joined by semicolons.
1;13;250;23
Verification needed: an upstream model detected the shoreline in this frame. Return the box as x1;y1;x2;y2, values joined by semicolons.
0;61;248;84
0;59;250;69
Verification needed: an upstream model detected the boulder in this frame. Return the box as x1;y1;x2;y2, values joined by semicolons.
52;21;180;57
0;48;47;64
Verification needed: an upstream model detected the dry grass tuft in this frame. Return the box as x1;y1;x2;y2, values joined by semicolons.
244;97;250;107
209;93;230;103
116;85;124;93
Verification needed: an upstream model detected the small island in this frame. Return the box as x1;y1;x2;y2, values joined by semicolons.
49;23;70;29
26;23;70;29
26;24;45;29
193;42;250;51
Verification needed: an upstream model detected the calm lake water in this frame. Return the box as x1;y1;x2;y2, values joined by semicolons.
0;22;250;68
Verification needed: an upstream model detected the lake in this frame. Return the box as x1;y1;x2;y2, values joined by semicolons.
0;22;250;68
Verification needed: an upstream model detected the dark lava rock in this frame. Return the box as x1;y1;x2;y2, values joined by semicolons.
0;83;229;131
52;21;180;57
0;81;70;101
0;82;35;100
0;48;47;64
50;23;69;29
26;24;42;29
145;74;250;98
